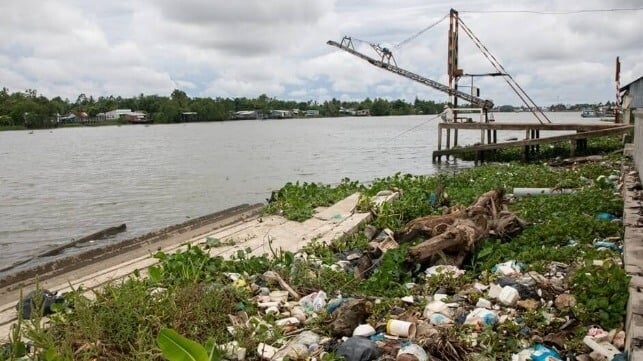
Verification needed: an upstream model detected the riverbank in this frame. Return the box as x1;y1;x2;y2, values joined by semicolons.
0;137;635;360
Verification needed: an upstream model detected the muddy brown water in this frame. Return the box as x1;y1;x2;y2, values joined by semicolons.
0;113;596;273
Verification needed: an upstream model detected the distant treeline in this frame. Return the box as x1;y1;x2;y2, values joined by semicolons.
0;87;447;129
0;87;616;129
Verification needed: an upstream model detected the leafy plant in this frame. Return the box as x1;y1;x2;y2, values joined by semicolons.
571;261;630;329
157;328;223;361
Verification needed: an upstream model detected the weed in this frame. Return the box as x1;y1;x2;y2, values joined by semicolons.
571;261;630;329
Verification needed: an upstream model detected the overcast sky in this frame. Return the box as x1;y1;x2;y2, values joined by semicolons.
1;0;641;106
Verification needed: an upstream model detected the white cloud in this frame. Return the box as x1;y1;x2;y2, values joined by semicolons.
0;0;641;104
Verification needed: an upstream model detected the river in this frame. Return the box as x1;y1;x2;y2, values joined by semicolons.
0;112;602;271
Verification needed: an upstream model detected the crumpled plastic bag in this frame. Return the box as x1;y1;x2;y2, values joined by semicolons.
298;290;327;313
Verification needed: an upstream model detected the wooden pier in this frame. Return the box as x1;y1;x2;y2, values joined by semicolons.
432;121;632;163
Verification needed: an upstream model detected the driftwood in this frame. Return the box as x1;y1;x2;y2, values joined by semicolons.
38;223;127;258
400;189;527;265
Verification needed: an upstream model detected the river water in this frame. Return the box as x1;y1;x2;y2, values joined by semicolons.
0;112;602;271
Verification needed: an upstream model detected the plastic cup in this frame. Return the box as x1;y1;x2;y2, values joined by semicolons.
386;319;416;338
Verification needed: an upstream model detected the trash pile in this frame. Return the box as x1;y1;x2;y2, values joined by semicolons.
213;225;627;361
191;182;630;361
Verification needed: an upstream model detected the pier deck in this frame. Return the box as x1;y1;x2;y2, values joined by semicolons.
433;121;631;163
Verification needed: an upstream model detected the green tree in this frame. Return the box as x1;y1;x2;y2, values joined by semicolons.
370;98;391;116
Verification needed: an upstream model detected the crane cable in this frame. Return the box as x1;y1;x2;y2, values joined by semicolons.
345;14;449;52
394;14;449;49
457;18;552;124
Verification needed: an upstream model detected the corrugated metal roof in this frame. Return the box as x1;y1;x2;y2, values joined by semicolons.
620;76;643;91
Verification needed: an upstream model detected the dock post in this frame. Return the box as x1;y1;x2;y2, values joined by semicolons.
493;130;497;144
454;129;458;147
436;124;442;163
570;139;576;157
446;128;451;160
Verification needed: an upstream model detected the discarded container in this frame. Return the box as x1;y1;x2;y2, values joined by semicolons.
353;324;376;337
397;343;429;361
257;343;278;360
513;188;575;197
464;308;498;327
258;301;280;309
498;286;520;306
269;290;289;302
275;317;300;327
336;337;379;361
386;319;417;338
475;298;492;309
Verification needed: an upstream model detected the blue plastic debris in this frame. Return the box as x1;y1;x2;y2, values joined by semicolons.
428;192;437;207
531;344;562;361
594;241;622;252
596;212;618;221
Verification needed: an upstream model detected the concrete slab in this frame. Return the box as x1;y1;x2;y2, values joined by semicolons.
0;191;400;341
199;192;388;257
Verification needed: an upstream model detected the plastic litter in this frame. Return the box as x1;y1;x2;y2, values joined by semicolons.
353;324;376;337
492;261;524;276
257;343;278;360
387;319;417;337
429;313;453;325
336;336;379;361
587;326;609;340
513;187;575;197
425;265;464;278
497;277;539;300
326;296;347;314
275;317;300;327
299;290;327;313
423;300;452;318
593;240;622;252
596;212;618;221
475;298;492;309
498;286;520;306
531;344;563;361
17;289;65;319
273;331;321;360
397;343;429;361
464;308;498;327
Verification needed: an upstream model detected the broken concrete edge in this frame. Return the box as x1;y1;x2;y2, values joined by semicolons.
621;158;643;361
0;191;401;343
0;203;264;291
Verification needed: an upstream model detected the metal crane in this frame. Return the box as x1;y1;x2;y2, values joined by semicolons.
327;36;494;110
